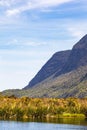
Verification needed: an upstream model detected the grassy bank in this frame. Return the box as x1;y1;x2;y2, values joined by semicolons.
0;96;87;120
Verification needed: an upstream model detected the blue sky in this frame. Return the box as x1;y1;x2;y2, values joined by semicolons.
0;0;87;91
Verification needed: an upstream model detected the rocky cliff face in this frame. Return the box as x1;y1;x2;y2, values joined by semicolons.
24;50;71;89
24;34;87;90
55;34;87;77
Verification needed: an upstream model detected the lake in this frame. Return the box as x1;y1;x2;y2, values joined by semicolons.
0;118;87;130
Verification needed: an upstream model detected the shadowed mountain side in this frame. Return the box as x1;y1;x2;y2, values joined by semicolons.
55;34;87;77
24;50;71;89
24;34;87;89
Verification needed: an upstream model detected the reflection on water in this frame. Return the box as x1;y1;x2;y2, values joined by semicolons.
9;117;87;126
0;120;87;130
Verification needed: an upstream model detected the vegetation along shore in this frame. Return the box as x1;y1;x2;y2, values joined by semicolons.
0;95;87;120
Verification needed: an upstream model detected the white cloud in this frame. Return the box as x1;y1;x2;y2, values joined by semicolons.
24;41;47;47
6;0;74;16
6;9;20;16
0;0;11;6
0;0;22;7
0;0;18;7
6;39;48;47
31;0;73;8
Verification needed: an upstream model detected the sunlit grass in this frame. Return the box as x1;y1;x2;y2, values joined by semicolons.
0;96;87;120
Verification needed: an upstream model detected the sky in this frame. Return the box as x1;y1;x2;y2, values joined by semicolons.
0;0;87;91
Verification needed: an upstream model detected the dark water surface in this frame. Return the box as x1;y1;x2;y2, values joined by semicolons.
0;118;87;130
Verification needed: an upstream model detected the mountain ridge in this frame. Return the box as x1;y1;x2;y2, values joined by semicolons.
2;34;87;98
24;50;71;89
24;34;87;89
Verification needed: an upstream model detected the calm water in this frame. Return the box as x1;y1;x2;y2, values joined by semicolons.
0;118;87;130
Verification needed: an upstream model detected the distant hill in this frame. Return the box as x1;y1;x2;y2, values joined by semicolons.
2;34;87;98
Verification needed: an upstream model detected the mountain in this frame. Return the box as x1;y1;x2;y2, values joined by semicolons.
2;34;87;98
24;50;71;89
24;34;87;89
55;34;87;77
